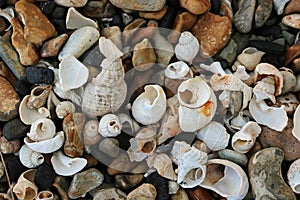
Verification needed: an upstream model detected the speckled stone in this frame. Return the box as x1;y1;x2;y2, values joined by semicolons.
109;0;166;11
218;149;249;167
282;14;300;29
25;66;54;85
40;34;68;58
255;0;273;28
3;117;29;140
54;0;88;7
34;164;56;190
233;0;256;33
249;147;296;200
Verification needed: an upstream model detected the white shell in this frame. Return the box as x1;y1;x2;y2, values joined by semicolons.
196;121;230;151
199;61;226;75
273;0;290;15
117;113;140;136
19;144;44;168
36;191;54;200
231;121;261;153
132;85;167;125
24;131;65;154
292;104;300;142
59;54;89;91
170;141;192;165
249;96;288;131
287;158;300;194
19;95;50;125
83;120;101;147
98;114;122;137
0;7;14;31
99;36;123;59
175;31;199;64
50;150;87;176
27;118;56;142
13;169;38;200
177;147;208;188
165;61;191;79
55;101;76;119
66;7;98;29
233;65;254;86
200;159;249;200
233;47;265;71
253;76;276;103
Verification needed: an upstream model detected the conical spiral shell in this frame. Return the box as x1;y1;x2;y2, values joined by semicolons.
19;144;44;168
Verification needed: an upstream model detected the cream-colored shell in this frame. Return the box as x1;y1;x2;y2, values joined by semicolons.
24;131;65;154
66;7;98;29
165;61;191;79
287;158;300;194
231;121;261;153
13;169;38;200
200;62;226;75
83;120;101;146
175;31;199;64
98;36;123;59
233;65;254;86
233;47;265;71
253;76;277;103
196;121;230;151
36;191;54;200
170;141;191;165
117;113;140;135
55;101;75;119
127;183;157;200
292;104;300;142
168;181;180;195
19;95;50;125
27;118;56;142
27;85;52;109
132;85;167;125
200;159;249;200
249;96;288;131
50;150;87;176
98;114;122;137
280;69;296;94
19;144;44;168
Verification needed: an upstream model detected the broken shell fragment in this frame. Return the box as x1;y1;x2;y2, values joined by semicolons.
292;104;300;142
0;136;20;154
175;31;199;64
13;169;38;200
19;144;44;168
27;118;56;142
132;85;167;125
66;7;98;29
233;47;265;71
287;158;300;194
98;114;122;137
55;101;75;119
253;76;277;103
27;85;52;109
132;38;156;71
165;61;191;79
117;113;140;135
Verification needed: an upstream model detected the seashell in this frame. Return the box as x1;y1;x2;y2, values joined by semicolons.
50;150;87;176
165;61;191;79
200;61;226;75
196;121;230;151
254;63;283;97
292;104;300;142
177;147;208;188
82;38;127;118
280;68;297;94
13;169;38;200
249;96;288;131
83;120;101;147
170;141;192;165
273;0;290;15
55;101;75;119
98;138;120;158
27;85;52;109
132;38;156;71
19;95;50;125
231;121;261;154
200;159;249;200
36;191;54;200
58;54;89;91
27;118;56;142
132;84;167;125
210;73;252;110
0;136;20;154
66;7;98;30
220;0;233;20
287;158;300;194
0;7;14;31
98;114;122;137
117;113;140;135
146;153;177;181
276;93;299;117
253;76;276;103
175;31;199;64
233;47;265;71
101;26;122;51
168;181;180;195
127;127;157;162
127;183;157;200
99;36;123;59
233;65;254;86
19;144;44;168
24;131;65;154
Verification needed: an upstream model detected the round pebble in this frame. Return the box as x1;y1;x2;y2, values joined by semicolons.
2;117;29;140
39;1;56;15
146;172;170;200
50;6;66;19
14;80;29;97
218;149;249;167
34;164;56;190
6;157;27;182
25;66;55;85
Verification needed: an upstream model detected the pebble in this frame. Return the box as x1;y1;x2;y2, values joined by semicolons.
218;149;249;167
54;0;88;7
25;66;54;85
82;0;116;19
179;0;211;15
115;174;144;190
34;164;56;190
6;157;27;182
233;0;256;33
50;19;67;35
109;0;166;11
82;45;104;67
255;0;273;28
160;7;177;29
258;119;300;161
0;61;17;87
219;39;238;63
285;0;300;15
11;18;39;66
101;26;122;51
50;6;66;19
132;38;157;71
191;12;232;57
58;26;100;61
139;6;167;20
171;189;189;200
127;183;157;200
15;0;56;46
0;17;6;33
220;0;233;20
39;1;56;15
187;188;215;200
249;147;296;200
68;168;104;199
146;172;170;200
40;34;68;58
210;0;221;14
66;7;98;30
273;0;290;15
254;25;281;38
282;14;300;29
0;76;19;122
2;117;28;140
52;176;70;200
107;153;137;175
93;187;127;200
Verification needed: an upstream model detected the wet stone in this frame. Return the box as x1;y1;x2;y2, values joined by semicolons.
34;164;56;190
3;117;29;140
218;149;249;167
6;157;27;182
50;6;66;19
25;66;54;85
39;1;56;15
111;15;124;27
14;80;29;97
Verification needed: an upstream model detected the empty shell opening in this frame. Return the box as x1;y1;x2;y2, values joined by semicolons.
109;121;116;126
244;48;257;54
179;90;194;104
185;168;203;181
39;192;53;198
205;164;225;184
142;141;155;153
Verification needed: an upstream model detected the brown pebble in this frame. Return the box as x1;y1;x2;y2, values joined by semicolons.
123;18;147;45
131;20;158;45
191;12;232;57
40;34;68;58
52;176;69;200
0;17;7;33
139;6;167;20
258;119;300;161
115;174;144;190
107;153;137;175
187;187;215;200
132;38;157;71
285;0;300;15
282;14;300;29
127;183;157;200
285;43;300;66
179;0;211;15
0;61;17;85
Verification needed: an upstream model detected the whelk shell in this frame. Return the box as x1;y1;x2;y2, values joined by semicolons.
165;61;191;80
175;31;199;64
98;114;122;137
19;144;44;168
13;169;38;200
55;101;75;119
27;118;56;142
233;47;265;71
27;85;52;109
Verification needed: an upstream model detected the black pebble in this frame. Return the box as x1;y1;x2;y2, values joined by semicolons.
34;164;56;190
210;0;221;15
111;15;124;28
166;0;180;8
248;40;285;56
51;19;67;35
50;6;66;19
15;80;30;97
6;157;27;182
39;1;56;15
25;66;54;85
160;8;178;30
261;54;285;67
254;25;281;38
3;117;29;140
0;0;5;8
146;172;170;200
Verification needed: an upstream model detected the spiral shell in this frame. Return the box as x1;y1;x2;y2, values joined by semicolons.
19;144;44;168
27;118;56;142
175;31;199;64
13;169;38;200
98;114;122;137
27;85;52;109
83;120;101;146
55;101;75;119
36;191;54;200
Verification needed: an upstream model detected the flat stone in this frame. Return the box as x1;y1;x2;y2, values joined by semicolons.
0;76;19;122
191;12;232;57
68;168;104;199
285;0;300;14
39;1;56;15
3;117;29;140
34;164;56;190
282;14;300;29
93;188;127;200
11;18;39;66
82;0;116;18
54;0;88;7
146;172;169;200
249;147;296;200
66;7;98;30
58;26;100;61
127;183;157;200
218;149;248;167
255;0;273;28
40;34;68;58
15;0;56;46
233;0;256;33
179;0;210;15
258;119;300;161
25;66;54;85
109;0;166;11
139;6;167;20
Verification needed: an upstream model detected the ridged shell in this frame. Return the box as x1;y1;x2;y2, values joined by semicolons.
175;31;199;64
19;144;44;168
13;169;38;200
170;141;191;165
55;101;76;119
165;61;191;79
98;114;122;137
132;85;167;125
287;158;300;194
27;118;56;142
233;47;265;71
27;85;52;109
196;121;230;151
83;120;101;146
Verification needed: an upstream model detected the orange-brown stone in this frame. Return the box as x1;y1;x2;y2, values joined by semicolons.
285;0;300;15
179;0;211;15
139;6;167;20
